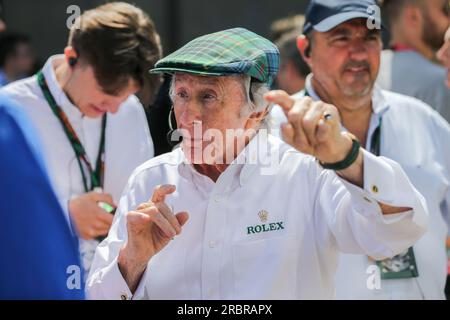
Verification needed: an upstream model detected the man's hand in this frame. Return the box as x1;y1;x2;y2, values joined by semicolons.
264;91;353;164
69;192;115;240
118;185;189;293
265;90;411;215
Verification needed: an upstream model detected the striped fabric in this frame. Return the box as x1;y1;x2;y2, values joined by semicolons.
150;28;279;86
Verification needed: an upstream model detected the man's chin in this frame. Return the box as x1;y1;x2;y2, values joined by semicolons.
340;84;373;97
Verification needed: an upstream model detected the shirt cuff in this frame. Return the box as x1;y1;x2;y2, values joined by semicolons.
338;149;415;224
87;256;148;300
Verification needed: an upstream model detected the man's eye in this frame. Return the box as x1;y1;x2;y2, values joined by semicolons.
366;34;379;41
333;36;348;42
202;93;216;101
177;92;188;99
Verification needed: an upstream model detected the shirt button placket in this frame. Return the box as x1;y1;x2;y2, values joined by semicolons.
201;193;225;299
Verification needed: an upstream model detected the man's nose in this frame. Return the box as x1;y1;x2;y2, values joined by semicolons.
177;101;201;126
102;101;121;114
348;41;369;60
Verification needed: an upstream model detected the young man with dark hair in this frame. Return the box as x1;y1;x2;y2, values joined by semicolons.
0;2;162;277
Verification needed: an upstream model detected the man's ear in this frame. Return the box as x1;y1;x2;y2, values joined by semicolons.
64;46;78;67
245;108;269;130
297;35;313;67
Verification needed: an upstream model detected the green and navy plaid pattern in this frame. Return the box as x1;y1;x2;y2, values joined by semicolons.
150;28;279;86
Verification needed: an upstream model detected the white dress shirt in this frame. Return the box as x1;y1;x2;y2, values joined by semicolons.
87;129;428;300
271;74;450;299
0;55;155;275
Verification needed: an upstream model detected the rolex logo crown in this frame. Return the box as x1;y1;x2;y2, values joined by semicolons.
258;210;269;223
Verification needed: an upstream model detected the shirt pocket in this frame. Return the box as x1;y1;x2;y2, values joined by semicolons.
232;234;298;299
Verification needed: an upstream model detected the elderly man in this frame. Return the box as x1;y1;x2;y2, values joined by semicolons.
87;27;428;300
271;0;450;299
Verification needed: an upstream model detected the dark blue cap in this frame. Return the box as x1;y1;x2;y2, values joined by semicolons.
303;0;383;34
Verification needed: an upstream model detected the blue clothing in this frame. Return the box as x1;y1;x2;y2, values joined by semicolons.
0;70;9;87
0;93;84;299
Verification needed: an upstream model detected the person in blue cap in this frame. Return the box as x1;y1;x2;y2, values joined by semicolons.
0;93;84;299
87;27;428;300
271;0;450;299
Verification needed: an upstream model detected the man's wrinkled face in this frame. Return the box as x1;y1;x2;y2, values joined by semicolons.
309;19;382;103
437;27;450;87
171;73;252;165
69;63;139;118
421;0;450;50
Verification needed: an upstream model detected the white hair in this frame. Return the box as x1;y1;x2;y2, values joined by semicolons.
239;75;272;129
169;74;272;130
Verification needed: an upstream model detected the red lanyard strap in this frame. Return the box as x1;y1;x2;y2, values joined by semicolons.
37;71;107;192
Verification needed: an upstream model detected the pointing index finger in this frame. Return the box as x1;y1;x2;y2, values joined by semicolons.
264;90;295;116
151;184;176;204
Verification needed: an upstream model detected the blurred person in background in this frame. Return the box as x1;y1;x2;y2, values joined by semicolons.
270;15;310;132
0;2;162;279
146;76;175;156
437;25;450;300
0;93;84;300
270;14;305;43
275;30;311;95
438;25;450;86
0;1;5;33
377;0;450;122
0;33;35;87
271;0;450;299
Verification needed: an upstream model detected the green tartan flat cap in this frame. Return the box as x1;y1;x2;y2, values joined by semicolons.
150;27;280;86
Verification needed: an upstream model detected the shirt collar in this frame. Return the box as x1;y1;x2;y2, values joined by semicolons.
304;73;390;116
41;55;83;120
176;130;278;189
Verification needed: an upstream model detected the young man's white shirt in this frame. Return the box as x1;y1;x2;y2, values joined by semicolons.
0;55;155;275
271;74;450;299
87;128;428;300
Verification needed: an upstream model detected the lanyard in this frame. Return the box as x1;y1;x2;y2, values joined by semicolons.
369;117;382;156
37;71;107;193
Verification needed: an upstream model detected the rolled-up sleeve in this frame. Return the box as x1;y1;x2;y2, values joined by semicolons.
315;149;429;260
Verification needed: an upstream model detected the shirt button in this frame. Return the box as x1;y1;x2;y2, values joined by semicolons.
214;195;221;203
120;294;128;300
371;185;379;194
209;240;217;248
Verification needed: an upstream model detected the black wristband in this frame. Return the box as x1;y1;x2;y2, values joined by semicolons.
319;138;361;171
